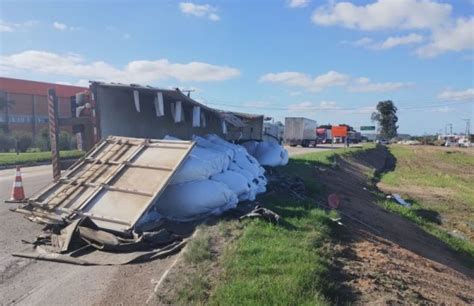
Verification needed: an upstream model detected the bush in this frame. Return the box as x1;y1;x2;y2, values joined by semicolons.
13;131;34;152
0;131;14;152
35;128;76;151
58;131;75;150
36;127;51;151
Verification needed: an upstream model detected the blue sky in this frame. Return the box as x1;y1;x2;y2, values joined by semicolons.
1;0;473;135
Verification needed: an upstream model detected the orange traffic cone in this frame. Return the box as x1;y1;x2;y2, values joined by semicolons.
10;166;25;201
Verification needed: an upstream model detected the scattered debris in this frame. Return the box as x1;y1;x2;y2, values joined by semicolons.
330;217;343;226
450;230;466;240
268;173;306;201
391;194;411;207
328;193;341;209
239;205;280;224
13;217;187;265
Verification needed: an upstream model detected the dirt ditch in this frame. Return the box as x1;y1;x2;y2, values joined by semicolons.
317;146;474;304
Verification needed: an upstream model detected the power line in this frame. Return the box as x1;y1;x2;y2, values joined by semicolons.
200;99;473;112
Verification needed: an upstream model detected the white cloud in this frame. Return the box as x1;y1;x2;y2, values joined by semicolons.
349;77;409;93
288;101;339;112
53;21;80;31
312;1;472;58
0;50;241;84
0;19;37;32
179;2;220;21
311;0;451;31
345;105;376;114
260;70;408;93
288;0;310;8
437;88;474;101
260;70;349;92
0;21;13;32
430;106;454;113
416;17;474;58
348;34;424;50
352;37;373;47
75;79;90;87
378;33;424;49
53;22;67;31
208;13;220;21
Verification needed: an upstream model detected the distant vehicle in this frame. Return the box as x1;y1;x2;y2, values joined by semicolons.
376;139;389;145
316;127;332;144
458;138;471;147
284;117;317;147
347;131;362;144
263;121;284;143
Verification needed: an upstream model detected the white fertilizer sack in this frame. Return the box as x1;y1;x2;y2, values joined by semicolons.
155;180;239;221
211;170;251;197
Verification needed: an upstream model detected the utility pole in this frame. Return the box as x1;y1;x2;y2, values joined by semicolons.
462;119;471;136
447;123;453;135
462;119;471;147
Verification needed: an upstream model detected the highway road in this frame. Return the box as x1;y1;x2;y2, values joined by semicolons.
0;144;344;305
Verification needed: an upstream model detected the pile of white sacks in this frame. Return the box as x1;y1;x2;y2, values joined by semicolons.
140;134;288;223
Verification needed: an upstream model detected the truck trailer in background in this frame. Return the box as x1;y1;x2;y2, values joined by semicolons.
316;127;332;144
263;121;284;143
284;117;317;147
348;131;362;144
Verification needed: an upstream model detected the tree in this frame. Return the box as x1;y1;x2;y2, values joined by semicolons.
371;100;398;139
0;94;15;133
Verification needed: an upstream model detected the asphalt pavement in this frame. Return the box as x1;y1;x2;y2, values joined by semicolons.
0;166;116;305
0;144;342;305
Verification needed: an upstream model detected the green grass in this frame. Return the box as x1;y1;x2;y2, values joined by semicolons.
378;145;474;266
204;147;385;305
379;199;474;268
178;229;214;304
0;150;84;166
204;144;378;305
184;231;212;264
209;198;339;306
284;143;376;196
291;143;376;166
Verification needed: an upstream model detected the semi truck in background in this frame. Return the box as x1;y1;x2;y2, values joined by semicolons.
348;131;362;144
284;117;317;147
316;126;332;144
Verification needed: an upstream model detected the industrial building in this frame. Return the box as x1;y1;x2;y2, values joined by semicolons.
0;77;86;137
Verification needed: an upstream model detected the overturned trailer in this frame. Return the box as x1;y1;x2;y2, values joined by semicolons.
219;110;264;142
64;82;259;151
15;136;196;235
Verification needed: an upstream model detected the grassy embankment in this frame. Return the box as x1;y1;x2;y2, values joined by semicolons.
176;144;375;305
377;145;474;263
0;150;84;166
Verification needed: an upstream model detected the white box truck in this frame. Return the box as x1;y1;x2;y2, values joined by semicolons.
284;117;317;147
